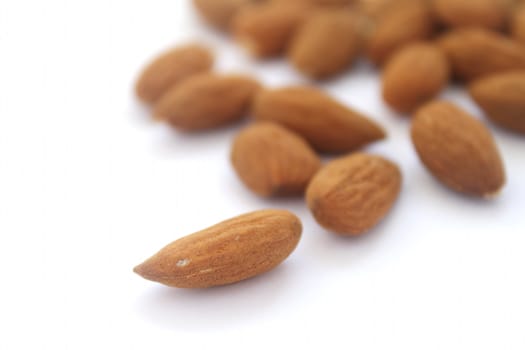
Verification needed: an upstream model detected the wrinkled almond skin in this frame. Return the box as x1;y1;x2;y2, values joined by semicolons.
135;44;213;104
469;71;525;134
432;0;509;31
253;86;386;153
411;101;506;197
232;2;313;57
306;153;402;236
382;43;450;114
134;210;302;288
365;2;435;66
154;74;261;131
193;0;255;30
231;122;321;197
289;10;364;79
511;5;525;45
438;28;525;82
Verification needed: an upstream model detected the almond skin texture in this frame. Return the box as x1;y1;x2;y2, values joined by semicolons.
232;2;313;57
154;74;261;131
469;71;525;134
231;122;321;197
438;28;525;82
135;44;213;104
306;153;402;236
289;10;364;79
382;43;450;114
133;210;302;288
511;5;525;45
252;86;386;153
432;0;509;31
365;2;435;66
411;101;506;197
193;0;255;30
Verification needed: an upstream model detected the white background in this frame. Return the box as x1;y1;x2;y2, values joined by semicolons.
1;1;524;349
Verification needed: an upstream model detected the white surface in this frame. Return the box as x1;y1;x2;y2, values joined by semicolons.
0;1;524;349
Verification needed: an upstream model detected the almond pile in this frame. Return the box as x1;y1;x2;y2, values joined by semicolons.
133;0;523;289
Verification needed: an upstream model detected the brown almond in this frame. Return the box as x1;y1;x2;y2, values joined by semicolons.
432;0;509;31
135;44;213;104
411;101;506;197
382;43;450;114
134;210;302;288
193;0;255;30
365;2;435;66
232;2;313;57
511;4;525;45
469;71;525;134
154;73;261;131
438;28;525;81
289;10;364;79
231;122;321;197
306;153;402;236
271;0;352;8
357;0;428;20
252;86;386;153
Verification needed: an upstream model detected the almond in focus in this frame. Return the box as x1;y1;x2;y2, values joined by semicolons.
411;101;506;197
306;153;402;236
135;44;213;104
253;86;386;153
134;210;302;288
154;73;261;131
231;122;321;197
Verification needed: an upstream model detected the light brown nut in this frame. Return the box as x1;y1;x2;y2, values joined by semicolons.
511;4;525;45
432;0;510;31
135;44;213;105
232;2;313;57
438;28;525;82
288;10;364;79
382;43;450;114
193;0;256;30
357;0;428;20
231;122;321;197
252;86;386;153
365;2;435;66
306;153;402;236
271;0;353;7
154;73;261;131
134;210;302;288
411;101;506;197
469;71;525;134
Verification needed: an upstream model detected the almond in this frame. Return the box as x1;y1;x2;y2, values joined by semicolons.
135;44;213;104
365;2;435;66
411;101;506;197
271;0;352;7
232;2;313;57
134;210;302;288
438;28;525;81
288;10;364;79
231;122;321;197
357;0;428;20
511;4;525;45
193;0;255;30
306;153;402;235
382;43;450;114
469;71;525;134
252;86;386;153
432;0;509;31
154;73;261;131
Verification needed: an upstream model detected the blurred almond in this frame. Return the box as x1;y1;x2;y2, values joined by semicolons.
432;0;510;31
306;153;402;235
231;122;321;197
289;10;365;79
134;210;302;288
469;71;525;134
511;4;525;45
411;101;506;197
382;43;450;114
438;28;525;81
154;73;261;131
253;86;386;153
193;0;255;30
135;44;213;104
